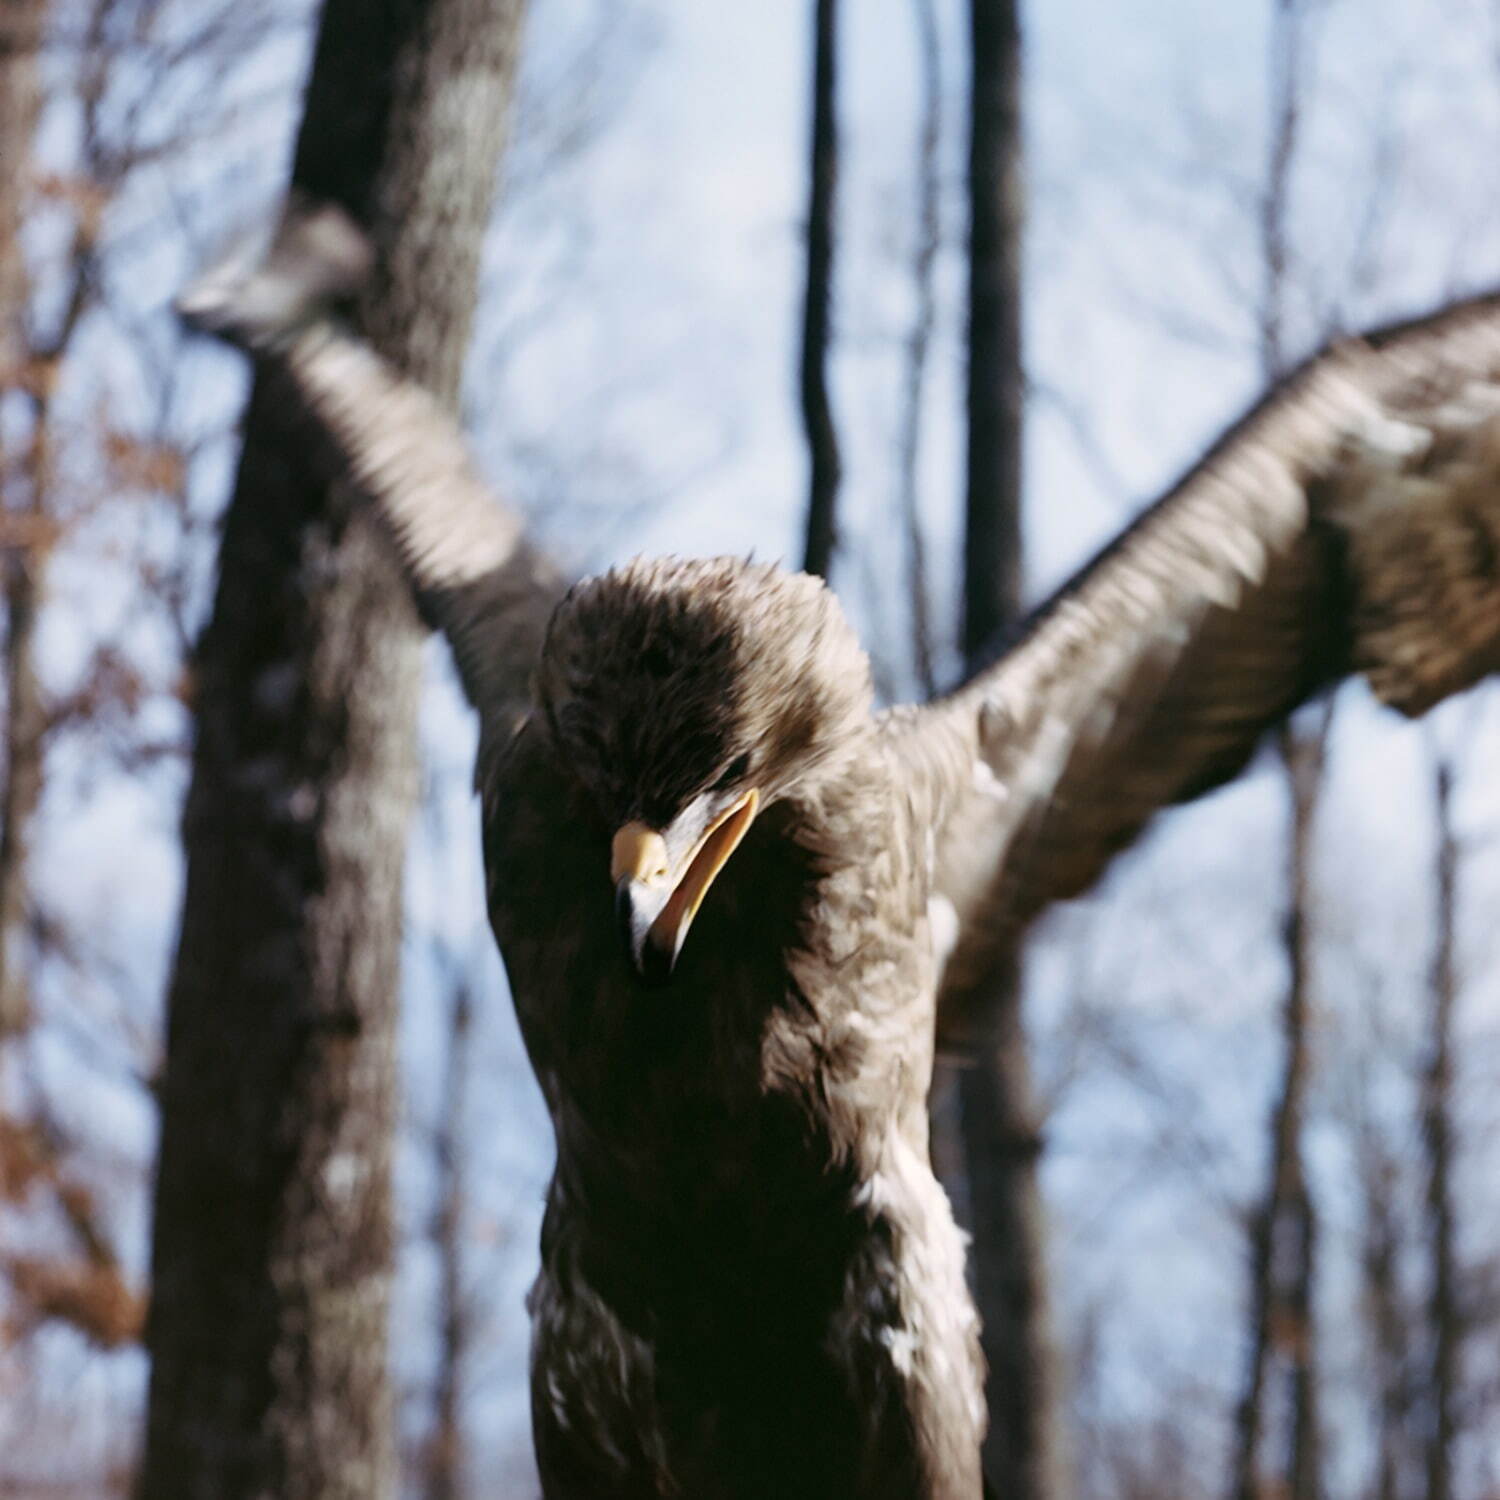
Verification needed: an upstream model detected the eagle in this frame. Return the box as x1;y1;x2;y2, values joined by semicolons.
181;207;1500;1499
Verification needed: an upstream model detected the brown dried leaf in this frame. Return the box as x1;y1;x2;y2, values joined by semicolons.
30;171;112;232
5;1256;145;1349
103;431;187;495
0;1117;52;1201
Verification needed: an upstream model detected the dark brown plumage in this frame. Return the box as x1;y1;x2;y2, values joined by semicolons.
927;295;1500;1049
493;558;981;1497
181;207;1500;1499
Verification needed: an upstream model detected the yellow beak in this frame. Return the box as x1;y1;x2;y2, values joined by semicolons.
611;788;760;981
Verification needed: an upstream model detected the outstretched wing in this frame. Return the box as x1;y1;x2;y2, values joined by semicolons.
180;204;565;739
277;331;565;737
901;294;1500;1054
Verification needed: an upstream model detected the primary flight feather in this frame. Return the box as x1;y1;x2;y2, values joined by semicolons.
180;205;1500;1499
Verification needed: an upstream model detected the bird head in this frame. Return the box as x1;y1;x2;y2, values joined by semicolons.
536;556;873;983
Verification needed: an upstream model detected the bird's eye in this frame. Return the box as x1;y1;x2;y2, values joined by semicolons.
711;752;751;793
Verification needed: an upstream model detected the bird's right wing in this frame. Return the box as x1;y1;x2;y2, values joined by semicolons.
179;204;565;738
892;293;1500;1055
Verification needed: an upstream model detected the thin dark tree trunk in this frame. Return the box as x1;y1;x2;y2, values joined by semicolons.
1233;9;1323;1496
897;0;942;698
1355;1096;1414;1500
1282;717;1323;1500
1;223;100;1047
799;0;841;579
955;991;1054;1500
0;478;44;1047
141;3;527;1497
0;3;144;1371
0;0;111;1049
1232;718;1327;1500
1257;0;1301;380
0;0;49;1048
949;4;1054;1496
0;0;41;349
426;971;474;1500
961;0;1023;662
1423;754;1459;1500
1286;729;1323;1500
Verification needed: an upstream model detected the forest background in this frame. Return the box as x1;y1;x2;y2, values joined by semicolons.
3;1;1500;1497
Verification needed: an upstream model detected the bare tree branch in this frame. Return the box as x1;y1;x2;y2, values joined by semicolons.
1423;744;1460;1500
894;0;942;697
799;0;841;578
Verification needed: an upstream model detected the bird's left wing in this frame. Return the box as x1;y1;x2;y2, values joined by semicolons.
179;203;565;741
893;294;1500;1054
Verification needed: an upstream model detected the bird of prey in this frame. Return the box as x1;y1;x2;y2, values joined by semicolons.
180;207;1500;1499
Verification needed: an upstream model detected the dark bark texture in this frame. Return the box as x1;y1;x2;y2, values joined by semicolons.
961;0;1023;663
1356;1112;1413;1500
0;0;41;348
897;0;941;698
141;3;527;1497
1233;719;1327;1500
1234;12;1323;1495
0;0;48;1045
799;0;842;579
0;466;44;1046
954;992;1054;1500
1423;755;1458;1500
426;973;474;1500
949;4;1055;1496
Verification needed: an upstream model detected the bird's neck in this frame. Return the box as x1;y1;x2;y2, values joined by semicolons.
580;747;921;1141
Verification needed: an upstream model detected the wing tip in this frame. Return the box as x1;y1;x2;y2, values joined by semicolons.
176;197;373;351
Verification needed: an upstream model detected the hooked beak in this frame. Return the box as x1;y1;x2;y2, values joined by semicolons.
610;789;760;982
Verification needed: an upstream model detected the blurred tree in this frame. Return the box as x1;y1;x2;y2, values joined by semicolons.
1;0;174;1049
1422;745;1458;1500
0;0;48;1047
1233;8;1326;1496
141;1;528;1495
948;3;1059;1497
1234;722;1327;1500
0;0;175;1408
1351;1056;1420;1500
894;0;942;699
423;953;477;1500
962;0;1023;662
799;0;841;579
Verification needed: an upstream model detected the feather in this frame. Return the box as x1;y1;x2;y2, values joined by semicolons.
177;203;564;736
180;205;1500;1494
903;291;1500;1056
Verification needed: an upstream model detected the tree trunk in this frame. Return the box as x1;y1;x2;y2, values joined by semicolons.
1232;720;1327;1500
799;0;841;579
954;988;1054;1500
2;0;150;1055
1355;1093;1414;1500
0;482;45;1045
0;0;48;1047
1233;10;1323;1496
426;971;474;1500
896;0;942;698
961;0;1023;663
141;4;527;1497
949;4;1055;1496
0;0;41;347
1423;754;1458;1500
